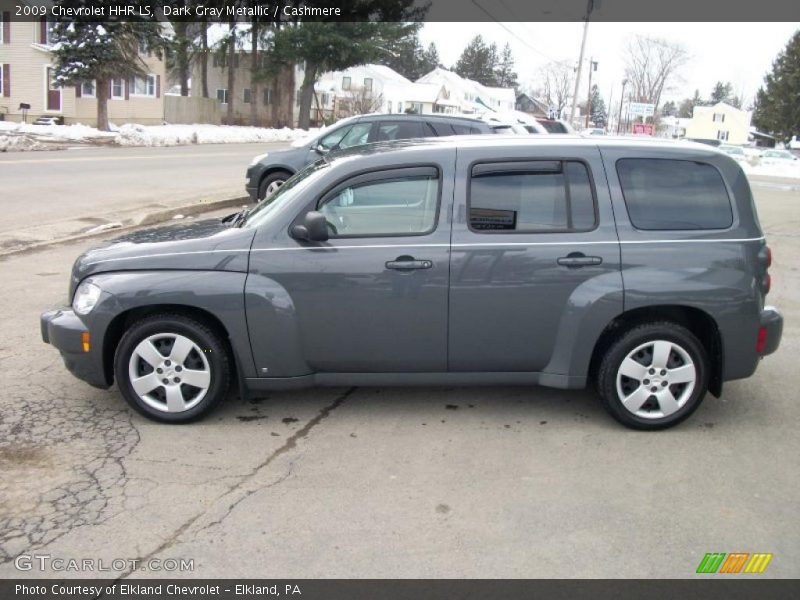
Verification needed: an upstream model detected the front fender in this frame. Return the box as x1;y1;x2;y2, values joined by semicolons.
84;270;256;380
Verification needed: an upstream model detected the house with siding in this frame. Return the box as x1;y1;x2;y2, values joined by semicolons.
684;102;752;145
0;15;166;126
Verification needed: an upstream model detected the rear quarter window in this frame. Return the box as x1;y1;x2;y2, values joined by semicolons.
616;158;733;230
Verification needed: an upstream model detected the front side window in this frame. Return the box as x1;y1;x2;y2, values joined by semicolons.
318;125;351;150
337;122;372;149
469;161;596;232
616;158;733;230
318;168;440;237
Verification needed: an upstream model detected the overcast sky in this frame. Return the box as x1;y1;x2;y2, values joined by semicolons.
420;22;800;108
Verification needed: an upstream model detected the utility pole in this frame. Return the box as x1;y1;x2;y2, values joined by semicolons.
616;79;628;135
569;0;594;127
585;59;597;129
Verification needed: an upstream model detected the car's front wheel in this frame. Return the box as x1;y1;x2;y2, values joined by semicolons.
114;314;230;423
596;322;709;430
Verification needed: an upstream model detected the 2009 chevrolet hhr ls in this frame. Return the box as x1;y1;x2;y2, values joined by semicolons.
42;137;783;429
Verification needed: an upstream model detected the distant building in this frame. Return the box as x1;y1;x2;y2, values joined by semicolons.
311;64;457;122
515;93;549;118
684;102;752;145
0;18;166;126
416;67;516;113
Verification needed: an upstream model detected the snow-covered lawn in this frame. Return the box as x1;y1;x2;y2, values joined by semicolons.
0;121;316;151
742;161;800;179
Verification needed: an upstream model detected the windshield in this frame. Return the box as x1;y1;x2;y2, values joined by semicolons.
243;160;329;228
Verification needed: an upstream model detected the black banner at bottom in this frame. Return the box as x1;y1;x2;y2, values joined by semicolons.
2;579;799;600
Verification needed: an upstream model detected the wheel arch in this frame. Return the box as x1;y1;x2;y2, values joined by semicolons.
103;304;238;388
588;305;723;397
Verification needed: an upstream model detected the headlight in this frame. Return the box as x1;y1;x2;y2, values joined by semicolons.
249;152;269;166
72;282;102;315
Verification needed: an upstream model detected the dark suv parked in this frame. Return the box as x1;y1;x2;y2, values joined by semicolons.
43;136;782;429
245;114;498;201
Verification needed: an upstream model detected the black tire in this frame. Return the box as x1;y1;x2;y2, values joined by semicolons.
256;171;291;202
596;321;709;430
114;314;230;423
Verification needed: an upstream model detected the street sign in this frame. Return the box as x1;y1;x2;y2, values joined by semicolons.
633;123;654;135
628;102;655;117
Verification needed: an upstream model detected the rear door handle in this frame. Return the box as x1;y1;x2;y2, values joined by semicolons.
386;256;433;270
557;253;602;268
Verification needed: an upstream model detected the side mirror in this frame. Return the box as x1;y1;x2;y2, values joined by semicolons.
291;211;329;242
314;144;330;155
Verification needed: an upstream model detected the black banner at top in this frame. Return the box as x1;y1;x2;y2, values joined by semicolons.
2;0;800;22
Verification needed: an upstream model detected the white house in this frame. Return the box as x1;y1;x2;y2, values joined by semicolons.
684;102;752;145
312;64;457;121
416;67;516;113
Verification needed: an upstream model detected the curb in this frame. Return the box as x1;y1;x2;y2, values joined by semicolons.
0;196;249;258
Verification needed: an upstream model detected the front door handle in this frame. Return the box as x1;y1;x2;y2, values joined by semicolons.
557;252;602;268
386;255;433;270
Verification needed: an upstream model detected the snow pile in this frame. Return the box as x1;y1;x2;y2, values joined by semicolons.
0;121;114;142
115;123;316;147
742;161;800;180
0;135;48;152
0;121;314;149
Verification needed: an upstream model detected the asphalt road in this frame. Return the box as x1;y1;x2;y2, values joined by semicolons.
0;143;287;238
0;180;797;579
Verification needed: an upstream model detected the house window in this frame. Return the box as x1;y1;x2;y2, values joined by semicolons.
42;21;54;45
263;88;273;105
216;88;228;104
131;74;156;97
0;64;4;96
713;113;725;123
397;102;403;112
717;130;729;141
342;76;351;91
81;81;96;97
364;78;373;92
0;12;4;44
387;101;392;113
243;88;252;103
111;79;124;99
138;39;149;55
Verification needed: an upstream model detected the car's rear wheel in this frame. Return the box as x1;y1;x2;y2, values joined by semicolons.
596;322;709;430
257;171;291;202
114;314;230;423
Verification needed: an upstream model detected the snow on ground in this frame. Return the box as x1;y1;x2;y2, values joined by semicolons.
0;121;315;151
742;161;800;180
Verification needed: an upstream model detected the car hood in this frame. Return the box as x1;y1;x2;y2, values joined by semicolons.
71;218;256;294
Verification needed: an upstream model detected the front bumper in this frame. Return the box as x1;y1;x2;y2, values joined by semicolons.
759;306;783;356
41;308;110;389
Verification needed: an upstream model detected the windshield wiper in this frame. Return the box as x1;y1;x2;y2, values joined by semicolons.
222;208;250;228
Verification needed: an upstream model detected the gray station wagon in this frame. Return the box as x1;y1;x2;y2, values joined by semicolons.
41;136;783;429
245;114;499;201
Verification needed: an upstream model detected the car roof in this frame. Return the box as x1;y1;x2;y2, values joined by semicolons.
355;113;489;125
327;134;721;162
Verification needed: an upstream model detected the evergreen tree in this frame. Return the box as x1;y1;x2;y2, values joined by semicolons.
420;43;441;74
709;81;734;104
50;10;166;131
588;84;607;127
677;89;703;118
753;30;800;143
661;100;677;117
494;43;518;89
454;35;498;86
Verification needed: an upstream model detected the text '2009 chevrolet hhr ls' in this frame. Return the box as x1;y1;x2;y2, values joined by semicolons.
42;137;783;429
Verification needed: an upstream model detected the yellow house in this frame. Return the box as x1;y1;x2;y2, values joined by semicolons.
684;101;752;145
0;16;166;126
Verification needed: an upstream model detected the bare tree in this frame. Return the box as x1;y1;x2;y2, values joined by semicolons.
624;35;688;112
336;87;384;119
540;62;574;117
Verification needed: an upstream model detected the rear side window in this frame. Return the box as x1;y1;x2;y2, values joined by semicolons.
616;159;733;230
427;121;455;136
375;120;425;141
468;160;596;233
451;123;483;135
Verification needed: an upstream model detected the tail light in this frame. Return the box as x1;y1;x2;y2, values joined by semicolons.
756;326;767;353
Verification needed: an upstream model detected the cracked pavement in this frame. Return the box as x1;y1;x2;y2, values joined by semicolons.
0;182;798;579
